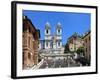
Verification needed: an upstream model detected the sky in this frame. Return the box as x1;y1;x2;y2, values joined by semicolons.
23;10;91;45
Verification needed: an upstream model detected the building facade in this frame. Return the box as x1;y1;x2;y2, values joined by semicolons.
23;16;40;69
68;33;84;52
39;22;62;54
83;31;91;64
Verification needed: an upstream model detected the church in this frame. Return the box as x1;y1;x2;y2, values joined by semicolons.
39;22;63;54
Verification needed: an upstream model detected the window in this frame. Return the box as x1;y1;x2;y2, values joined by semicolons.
28;37;31;46
89;36;90;41
74;36;77;40
28;52;31;59
85;39;87;43
58;29;60;34
46;29;48;34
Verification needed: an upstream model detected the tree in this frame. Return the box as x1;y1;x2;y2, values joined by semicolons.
64;43;70;53
76;47;85;56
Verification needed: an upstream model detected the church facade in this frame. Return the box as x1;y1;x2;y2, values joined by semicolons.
39;22;63;54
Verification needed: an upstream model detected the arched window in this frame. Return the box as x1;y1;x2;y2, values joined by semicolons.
46;29;48;34
58;29;60;34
